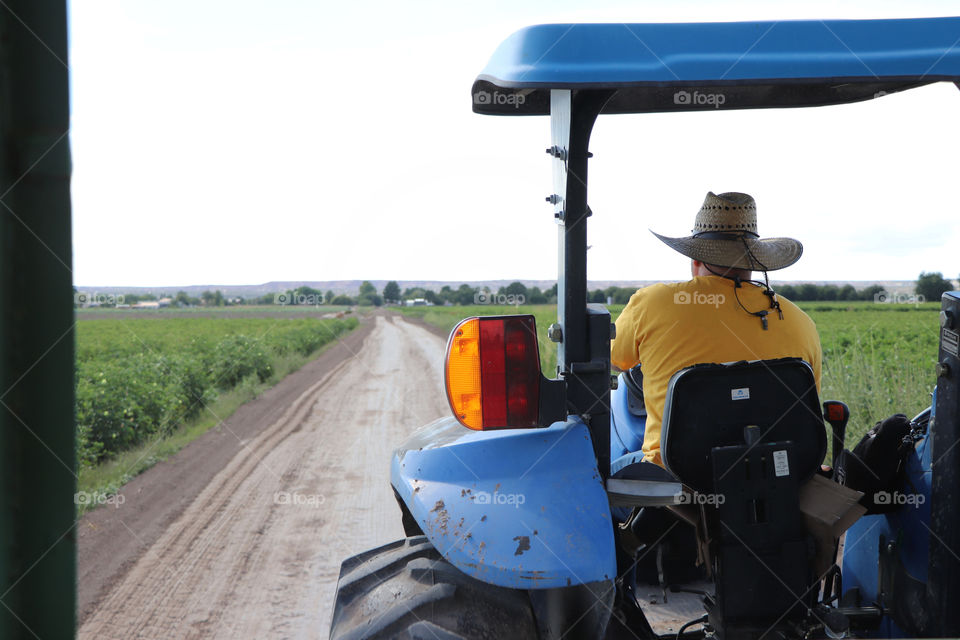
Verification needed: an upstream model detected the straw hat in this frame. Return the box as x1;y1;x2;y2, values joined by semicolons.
651;192;803;271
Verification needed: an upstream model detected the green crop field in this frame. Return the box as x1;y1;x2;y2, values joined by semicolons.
807;303;939;438
400;301;940;450
76;314;358;468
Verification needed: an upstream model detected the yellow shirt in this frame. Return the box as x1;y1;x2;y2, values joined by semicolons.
610;275;822;466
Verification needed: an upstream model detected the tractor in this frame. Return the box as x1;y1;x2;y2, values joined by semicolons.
329;17;960;639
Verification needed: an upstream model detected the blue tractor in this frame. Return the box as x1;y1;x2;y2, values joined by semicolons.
330;17;960;639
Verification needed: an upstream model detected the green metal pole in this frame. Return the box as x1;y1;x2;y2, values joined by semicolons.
0;1;75;638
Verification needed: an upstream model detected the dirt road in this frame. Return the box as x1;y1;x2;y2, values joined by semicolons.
78;314;447;639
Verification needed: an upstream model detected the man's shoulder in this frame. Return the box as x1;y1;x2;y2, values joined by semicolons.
775;294;810;318
775;294;819;332
630;278;727;305
633;280;694;300
621;283;674;313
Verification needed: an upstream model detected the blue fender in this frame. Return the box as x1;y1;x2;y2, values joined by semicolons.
391;416;616;589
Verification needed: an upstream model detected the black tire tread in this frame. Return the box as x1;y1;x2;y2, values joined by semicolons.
330;536;538;640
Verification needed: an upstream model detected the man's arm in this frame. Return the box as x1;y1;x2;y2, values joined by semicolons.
610;289;645;371
811;332;823;396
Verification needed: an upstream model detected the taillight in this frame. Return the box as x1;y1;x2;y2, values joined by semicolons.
445;315;541;430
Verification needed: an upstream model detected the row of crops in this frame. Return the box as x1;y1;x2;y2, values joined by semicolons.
76;315;357;466
809;304;939;433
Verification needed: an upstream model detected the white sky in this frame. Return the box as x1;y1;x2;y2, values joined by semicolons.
68;0;960;287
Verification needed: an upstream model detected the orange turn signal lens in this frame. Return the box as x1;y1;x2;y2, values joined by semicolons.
444;315;541;430
445;318;483;428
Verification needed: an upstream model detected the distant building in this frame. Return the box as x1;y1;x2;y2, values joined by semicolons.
133;301;160;309
404;298;430;307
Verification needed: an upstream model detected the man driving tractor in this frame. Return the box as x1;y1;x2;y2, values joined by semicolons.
611;191;822;467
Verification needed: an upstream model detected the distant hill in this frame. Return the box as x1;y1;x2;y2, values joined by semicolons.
75;279;931;298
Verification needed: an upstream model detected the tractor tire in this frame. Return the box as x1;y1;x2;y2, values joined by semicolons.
329;536;539;640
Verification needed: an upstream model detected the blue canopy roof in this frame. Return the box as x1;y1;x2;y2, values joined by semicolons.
472;17;960;115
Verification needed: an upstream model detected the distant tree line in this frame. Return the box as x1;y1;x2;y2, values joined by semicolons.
915;272;954;301
773;283;882;302
74;272;957;308
774;272;955;302
256;283;382;306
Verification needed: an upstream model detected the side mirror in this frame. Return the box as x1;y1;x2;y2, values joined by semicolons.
445;315;565;430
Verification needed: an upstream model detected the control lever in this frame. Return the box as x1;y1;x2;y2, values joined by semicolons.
823;401;850;468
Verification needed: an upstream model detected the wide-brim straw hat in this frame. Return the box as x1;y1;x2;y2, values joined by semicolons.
651;191;803;271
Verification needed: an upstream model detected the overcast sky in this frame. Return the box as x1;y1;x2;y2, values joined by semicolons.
69;0;960;287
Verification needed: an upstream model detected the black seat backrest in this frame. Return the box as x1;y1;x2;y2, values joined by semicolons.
660;358;826;493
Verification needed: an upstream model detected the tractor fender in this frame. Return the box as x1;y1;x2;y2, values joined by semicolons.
391;415;617;590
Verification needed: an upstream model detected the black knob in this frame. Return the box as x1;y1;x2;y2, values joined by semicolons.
941;310;955;330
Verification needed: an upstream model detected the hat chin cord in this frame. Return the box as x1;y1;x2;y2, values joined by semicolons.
702;237;783;330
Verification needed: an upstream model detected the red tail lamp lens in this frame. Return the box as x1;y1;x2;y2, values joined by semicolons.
445;315;541;430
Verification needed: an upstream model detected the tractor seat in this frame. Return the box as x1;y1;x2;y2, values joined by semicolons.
659;358;828;629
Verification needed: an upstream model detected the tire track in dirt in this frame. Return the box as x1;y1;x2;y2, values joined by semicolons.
78;315;446;639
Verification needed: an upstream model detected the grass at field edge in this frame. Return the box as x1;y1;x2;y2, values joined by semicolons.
76;325;359;515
